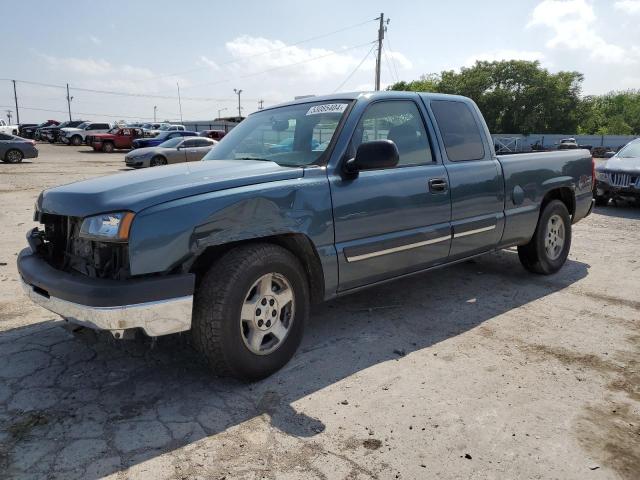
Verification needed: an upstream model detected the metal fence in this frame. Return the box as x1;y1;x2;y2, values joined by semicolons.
491;134;639;153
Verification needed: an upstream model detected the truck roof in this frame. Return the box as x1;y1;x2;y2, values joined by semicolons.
261;91;473;112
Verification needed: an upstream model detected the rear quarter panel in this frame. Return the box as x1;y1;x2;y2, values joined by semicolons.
498;149;593;247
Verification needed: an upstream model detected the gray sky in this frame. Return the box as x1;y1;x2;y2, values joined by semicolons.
2;0;639;123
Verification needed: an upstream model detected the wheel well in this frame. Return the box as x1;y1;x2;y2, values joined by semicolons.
541;187;575;218
188;234;325;304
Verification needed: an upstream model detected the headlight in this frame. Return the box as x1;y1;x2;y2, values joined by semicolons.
595;171;608;181
79;212;135;242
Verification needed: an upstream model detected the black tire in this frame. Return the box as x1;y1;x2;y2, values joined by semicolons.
149;155;167;167
102;142;115;153
71;135;82;146
594;194;609;206
518;199;572;275
192;243;309;381
3;149;23;163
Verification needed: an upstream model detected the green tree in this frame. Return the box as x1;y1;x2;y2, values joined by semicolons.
389;60;585;134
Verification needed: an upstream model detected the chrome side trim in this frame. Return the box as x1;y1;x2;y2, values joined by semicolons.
346;235;451;263
453;225;496;238
21;280;193;337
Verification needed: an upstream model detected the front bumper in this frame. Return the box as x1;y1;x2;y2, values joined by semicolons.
125;156;149;168
18;248;195;337
596;180;640;198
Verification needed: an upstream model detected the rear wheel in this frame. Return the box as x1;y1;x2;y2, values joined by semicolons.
150;155;167;167
518;199;571;275
102;142;114;153
192;243;309;381
3;149;23;163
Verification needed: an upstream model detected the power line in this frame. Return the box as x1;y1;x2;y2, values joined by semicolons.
122;17;378;85
382;44;399;84
0;78;269;103
384;33;401;83
333;44;376;92
182;40;377;91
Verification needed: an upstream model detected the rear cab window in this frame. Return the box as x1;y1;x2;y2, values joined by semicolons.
430;100;485;161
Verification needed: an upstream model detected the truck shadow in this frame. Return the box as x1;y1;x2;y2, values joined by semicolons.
0;249;589;478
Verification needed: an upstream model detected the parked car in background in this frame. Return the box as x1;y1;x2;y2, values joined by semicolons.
141;123;164;137
125;136;216;168
20;120;59;139
18;91;595;380
594;138;640;205
558;138;578;150
0;119;20;136
0;133;38;163
18;123;38;137
131;130;198;149
147;124;186;137
91;127;144;152
41;120;86;143
200;129;227;141
60;122;111;146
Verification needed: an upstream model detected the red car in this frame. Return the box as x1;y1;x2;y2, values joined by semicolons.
200;129;227;141
91;128;143;152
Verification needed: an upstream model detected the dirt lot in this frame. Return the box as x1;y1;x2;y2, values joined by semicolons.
0;143;638;479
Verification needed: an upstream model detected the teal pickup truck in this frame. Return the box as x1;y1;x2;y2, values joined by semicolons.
18;92;595;380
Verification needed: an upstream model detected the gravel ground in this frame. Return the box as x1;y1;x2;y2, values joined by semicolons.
0;144;638;479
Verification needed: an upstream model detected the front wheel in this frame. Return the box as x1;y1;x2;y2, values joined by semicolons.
518;199;572;275
102;142;114;153
192;243;309;381
149;155;167;167
71;135;82;146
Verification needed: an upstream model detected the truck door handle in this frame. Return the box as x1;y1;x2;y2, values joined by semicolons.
428;178;448;192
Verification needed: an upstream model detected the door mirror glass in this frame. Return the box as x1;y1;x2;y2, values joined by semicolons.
345;140;399;174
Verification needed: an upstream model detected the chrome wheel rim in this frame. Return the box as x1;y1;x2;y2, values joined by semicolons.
7;150;21;162
544;214;565;260
240;272;295;355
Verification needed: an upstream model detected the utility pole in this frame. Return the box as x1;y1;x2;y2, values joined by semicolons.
66;83;73;121
258;99;264;110
217;107;227;120
6;110;12;124
153;105;157;122
233;89;243;117
12;80;19;125
375;13;389;91
176;82;183;123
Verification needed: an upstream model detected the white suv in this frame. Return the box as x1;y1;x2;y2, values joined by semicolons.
60;122;111;146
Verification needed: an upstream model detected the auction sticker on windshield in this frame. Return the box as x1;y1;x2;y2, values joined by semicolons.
306;103;348;115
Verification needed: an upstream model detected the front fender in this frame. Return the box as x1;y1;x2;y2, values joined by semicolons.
127;169;336;281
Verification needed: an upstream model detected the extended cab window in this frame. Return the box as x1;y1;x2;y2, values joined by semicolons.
351;101;433;166
431;100;485;161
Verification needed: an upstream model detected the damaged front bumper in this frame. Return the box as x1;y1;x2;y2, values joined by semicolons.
18;248;195;337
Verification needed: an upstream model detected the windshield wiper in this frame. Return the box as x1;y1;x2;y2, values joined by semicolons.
235;156;275;162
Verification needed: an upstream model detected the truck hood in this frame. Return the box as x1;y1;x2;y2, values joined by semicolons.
603;156;640;173
38;160;304;217
60;127;83;133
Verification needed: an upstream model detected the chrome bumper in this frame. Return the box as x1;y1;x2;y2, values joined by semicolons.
22;280;193;337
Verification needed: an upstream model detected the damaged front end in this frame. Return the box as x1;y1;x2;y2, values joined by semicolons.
30;211;130;280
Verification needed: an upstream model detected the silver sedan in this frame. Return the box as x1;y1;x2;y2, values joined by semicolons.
125;137;217;168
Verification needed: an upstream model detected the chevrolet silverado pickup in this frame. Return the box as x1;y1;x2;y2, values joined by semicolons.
18;92;595;380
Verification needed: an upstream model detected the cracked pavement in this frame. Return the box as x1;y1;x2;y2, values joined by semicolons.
0;145;639;479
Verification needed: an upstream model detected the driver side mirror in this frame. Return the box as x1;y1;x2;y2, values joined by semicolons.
344;140;399;175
